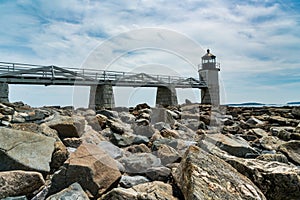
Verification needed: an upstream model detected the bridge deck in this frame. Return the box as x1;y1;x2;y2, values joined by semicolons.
0;62;207;88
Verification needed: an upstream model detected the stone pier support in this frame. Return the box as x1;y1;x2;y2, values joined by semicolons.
0;83;9;103
156;86;178;106
89;84;115;110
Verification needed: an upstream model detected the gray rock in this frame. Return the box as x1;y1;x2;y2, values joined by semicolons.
153;122;171;131
80;124;106;145
119;175;150;188
227;157;300;200
278;141;300;165
98;141;123;159
173;146;266;200
99;188;138;200
156;144;180;165
119;153;161;173
119;112;135;124
204;133;259;158
110;133;134;147
48;143;121;198
0;170;45;199
151;108;175;125
0;128;55;172
133;124;156;138
24;109;47;121
46;182;89;200
107;119;131;134
145;166;171;181
132;134;149;145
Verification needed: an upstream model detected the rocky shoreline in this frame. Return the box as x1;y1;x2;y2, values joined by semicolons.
0;102;300;199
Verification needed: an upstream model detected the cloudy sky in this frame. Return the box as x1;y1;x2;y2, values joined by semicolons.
1;0;300;107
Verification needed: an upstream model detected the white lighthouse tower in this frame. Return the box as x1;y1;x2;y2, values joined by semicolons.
199;49;220;105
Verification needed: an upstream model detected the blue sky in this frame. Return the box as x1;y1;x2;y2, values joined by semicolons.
1;0;300;107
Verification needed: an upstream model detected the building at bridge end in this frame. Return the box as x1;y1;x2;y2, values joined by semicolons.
199;49;220;105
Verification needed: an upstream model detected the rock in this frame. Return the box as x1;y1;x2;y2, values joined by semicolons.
132;181;178;200
278;141;300;165
296;123;300;133
227;157;300;200
173;146;266;200
80;124;105;145
110;133;134;147
119;112;135;124
119;175;150;188
24;109;47;121
133;124;156;138
132;134;149;145
160;128;180;139
125;144;151;153
119;153;161;173
185;119;207;131
246;116;264;126
0;170;45;199
145;166;171;181
85;115;103;131
204;133;259;158
107;119;131;134
97;141;123;159
48;143;121;198
153;122;171;131
156;144;180;165
46;182;89;200
99;188;138;200
50;141;69;170
292;107;300;119
0;127;55;172
0;104;14;115
96;109;119;119
251;128;268;138
256;153;289;164
62;137;82;148
258;136;284;150
269;116;299;126
100;181;178;200
46;115;85;138
151;108;175;125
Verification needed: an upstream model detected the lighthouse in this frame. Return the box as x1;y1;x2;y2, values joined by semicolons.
199;49;220;105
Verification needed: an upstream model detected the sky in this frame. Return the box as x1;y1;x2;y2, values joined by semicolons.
1;0;300;107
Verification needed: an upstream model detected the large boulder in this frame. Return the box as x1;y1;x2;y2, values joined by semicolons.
172;146;266;200
0;170;45;199
45;115;85;138
278;141;300;165
203;133;259;157
0;128;55;172
46;182;89;200
227;157;300;200
48;143;121;198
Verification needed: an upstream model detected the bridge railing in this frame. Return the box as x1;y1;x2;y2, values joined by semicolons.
0;61;206;86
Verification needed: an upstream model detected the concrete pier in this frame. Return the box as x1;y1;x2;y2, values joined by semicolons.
89;84;115;110
156;86;178;106
0;83;9;103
